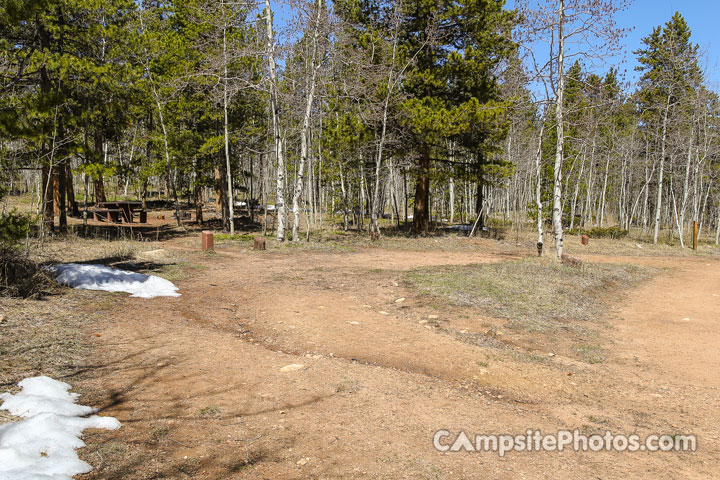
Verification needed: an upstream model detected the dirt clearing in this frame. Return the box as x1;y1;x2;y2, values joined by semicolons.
2;235;718;479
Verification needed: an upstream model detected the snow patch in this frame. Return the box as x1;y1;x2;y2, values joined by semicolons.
48;263;180;298
0;376;121;480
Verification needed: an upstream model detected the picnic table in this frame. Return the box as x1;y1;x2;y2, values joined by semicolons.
91;201;147;224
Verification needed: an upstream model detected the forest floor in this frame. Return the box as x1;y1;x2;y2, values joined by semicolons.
2;232;720;479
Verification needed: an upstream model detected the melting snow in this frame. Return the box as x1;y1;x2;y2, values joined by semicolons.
48;263;180;298
0;376;121;480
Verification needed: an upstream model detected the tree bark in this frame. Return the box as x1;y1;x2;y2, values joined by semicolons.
57;157;67;232
412;148;431;233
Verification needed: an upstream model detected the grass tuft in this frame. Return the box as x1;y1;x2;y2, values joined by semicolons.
405;258;652;332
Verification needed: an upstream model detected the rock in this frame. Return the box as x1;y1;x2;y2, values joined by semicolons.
348;321;360;325
428;314;438;320
379;311;389;315
635;244;643;249
418;320;428;325
548;352;556;357
495;331;504;337
394;297;406;303
560;254;583;268
279;364;305;372
297;458;309;466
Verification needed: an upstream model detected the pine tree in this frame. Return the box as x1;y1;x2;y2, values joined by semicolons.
398;0;516;233
635;12;702;244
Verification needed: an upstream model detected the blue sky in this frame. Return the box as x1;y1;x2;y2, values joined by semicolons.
506;0;720;90
618;0;719;88
272;0;719;90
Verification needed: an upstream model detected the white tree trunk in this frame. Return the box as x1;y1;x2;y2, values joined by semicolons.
292;0;322;241
265;0;286;241
370;10;400;235
222;13;234;234
653;95;671;244
599;155;610;227
677;142;693;246
552;0;565;259
449;175;455;224
570;146;586;230
535;120;545;256
715;202;720;245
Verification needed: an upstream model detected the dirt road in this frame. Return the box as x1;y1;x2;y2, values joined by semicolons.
78;240;720;479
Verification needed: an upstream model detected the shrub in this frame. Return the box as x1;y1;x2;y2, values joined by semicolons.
0;210;55;297
566;226;628;239
0;209;34;248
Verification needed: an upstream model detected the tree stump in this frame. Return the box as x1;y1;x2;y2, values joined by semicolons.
254;236;266;251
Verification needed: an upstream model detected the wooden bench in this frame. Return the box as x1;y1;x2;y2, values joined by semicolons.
91;208;123;223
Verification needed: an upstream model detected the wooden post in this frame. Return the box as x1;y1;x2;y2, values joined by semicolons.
253;236;266;251
201;230;214;251
692;221;699;251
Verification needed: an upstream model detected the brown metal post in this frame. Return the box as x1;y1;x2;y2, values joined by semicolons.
692;221;699;251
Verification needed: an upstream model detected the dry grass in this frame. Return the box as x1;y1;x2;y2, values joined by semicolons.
561;232;720;258
243;231;527;256
0;249;58;298
405;257;653;333
0;235;175;396
0;290;102;389
221;226;720;258
30;235;154;265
